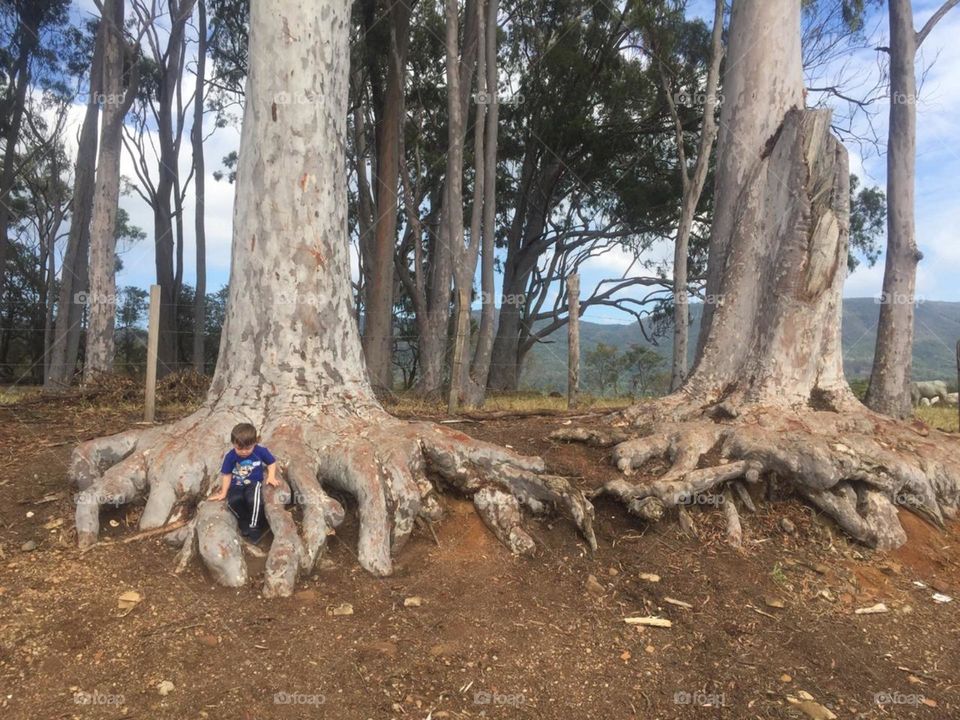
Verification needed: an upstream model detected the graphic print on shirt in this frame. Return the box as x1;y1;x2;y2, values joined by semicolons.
232;457;262;485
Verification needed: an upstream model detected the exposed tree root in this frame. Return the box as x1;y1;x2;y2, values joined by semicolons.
552;401;960;551
69;404;596;597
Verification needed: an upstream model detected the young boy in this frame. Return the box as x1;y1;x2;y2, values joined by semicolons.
211;423;279;543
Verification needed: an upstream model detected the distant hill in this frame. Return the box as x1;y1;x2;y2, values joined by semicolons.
516;298;960;393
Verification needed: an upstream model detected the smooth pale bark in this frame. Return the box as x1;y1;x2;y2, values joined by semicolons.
361;0;413;392
667;0;723;391
71;0;596;594
468;0;500;398
45;20;104;389
688;0;806;393
85;0;138;381
444;0;468;412
192;0;208;373
410;0;480;397
695;0;804;365
451;0;489;410
865;0;958;418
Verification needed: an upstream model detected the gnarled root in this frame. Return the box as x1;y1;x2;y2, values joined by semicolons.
70;405;596;596
554;403;960;551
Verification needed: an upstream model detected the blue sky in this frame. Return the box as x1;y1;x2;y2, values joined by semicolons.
72;0;960;324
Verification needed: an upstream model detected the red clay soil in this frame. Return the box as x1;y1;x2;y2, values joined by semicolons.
1;401;958;719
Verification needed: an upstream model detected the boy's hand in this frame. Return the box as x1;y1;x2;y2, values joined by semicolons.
266;476;280;488
209;489;227;502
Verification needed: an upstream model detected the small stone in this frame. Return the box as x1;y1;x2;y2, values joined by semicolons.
780;674;792;683
403;596;423;607
620;650;631;661
644;645;655;654
198;634;218;648
638;572;660;583
586;574;605;596
20;540;37;552
765;596;786;609
157;680;175;696
779;518;796;534
329;603;353;616
608;567;619;576
920;698;938;708
854;602;888;615
117;591;143;611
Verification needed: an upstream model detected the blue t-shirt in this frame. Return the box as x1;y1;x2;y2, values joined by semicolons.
220;445;276;487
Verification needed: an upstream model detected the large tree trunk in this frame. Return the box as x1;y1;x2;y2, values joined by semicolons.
361;0;413;393
864;0;918;419
192;0;208;373
44;21;103;390
70;0;594;597
467;0;500;400
555;0;960;554
864;0;959;418
446;0;481;412
85;0;138;381
486;159;561;392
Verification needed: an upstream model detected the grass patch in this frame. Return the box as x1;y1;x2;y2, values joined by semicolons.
915;405;959;433
388;392;635;415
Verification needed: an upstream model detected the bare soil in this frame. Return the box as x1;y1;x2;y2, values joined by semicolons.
1;399;958;719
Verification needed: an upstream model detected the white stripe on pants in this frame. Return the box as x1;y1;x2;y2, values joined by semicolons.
250;482;261;528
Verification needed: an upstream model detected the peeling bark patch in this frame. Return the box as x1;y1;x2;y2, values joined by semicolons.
251;234;256;251
271;102;278;122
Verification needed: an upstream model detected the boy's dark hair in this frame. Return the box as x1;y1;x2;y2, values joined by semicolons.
230;423;258;448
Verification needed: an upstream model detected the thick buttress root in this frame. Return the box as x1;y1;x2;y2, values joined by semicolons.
69;408;595;597
552;404;960;551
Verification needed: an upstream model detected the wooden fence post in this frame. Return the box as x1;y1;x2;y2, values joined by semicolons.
567;274;580;409
144;284;160;422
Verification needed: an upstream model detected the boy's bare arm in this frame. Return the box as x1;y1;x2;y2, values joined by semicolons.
265;461;279;487
210;473;231;500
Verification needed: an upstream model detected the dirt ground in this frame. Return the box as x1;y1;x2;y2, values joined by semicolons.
1;397;959;719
